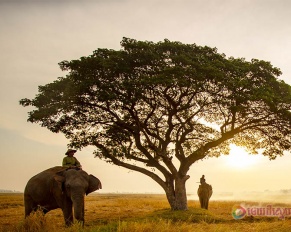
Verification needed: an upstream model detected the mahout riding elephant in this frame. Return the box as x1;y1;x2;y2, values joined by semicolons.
197;183;212;209
24;166;102;226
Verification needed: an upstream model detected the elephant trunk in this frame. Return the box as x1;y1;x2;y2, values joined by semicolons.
71;193;85;225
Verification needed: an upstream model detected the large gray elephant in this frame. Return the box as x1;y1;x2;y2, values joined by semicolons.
197;183;212;209
24;166;102;226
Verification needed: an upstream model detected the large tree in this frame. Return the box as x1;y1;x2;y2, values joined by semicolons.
20;38;291;210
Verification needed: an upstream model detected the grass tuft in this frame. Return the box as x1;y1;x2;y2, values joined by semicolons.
17;209;60;232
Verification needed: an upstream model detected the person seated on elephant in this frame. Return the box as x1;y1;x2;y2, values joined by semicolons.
200;175;206;185
62;149;82;169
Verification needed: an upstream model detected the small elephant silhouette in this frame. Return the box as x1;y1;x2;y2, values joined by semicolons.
197;183;212;209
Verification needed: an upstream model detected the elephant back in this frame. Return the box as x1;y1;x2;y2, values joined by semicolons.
25;167;67;194
197;183;213;198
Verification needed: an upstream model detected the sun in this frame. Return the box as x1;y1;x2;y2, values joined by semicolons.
224;144;260;169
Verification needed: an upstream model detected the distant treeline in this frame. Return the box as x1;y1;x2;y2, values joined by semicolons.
0;189;21;193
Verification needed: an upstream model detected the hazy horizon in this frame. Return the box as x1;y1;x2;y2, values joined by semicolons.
2;188;291;205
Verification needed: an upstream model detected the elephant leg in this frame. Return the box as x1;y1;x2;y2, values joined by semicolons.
203;198;208;209
202;199;206;209
199;196;203;208
205;195;210;209
63;209;73;226
62;200;73;226
200;197;206;209
24;195;37;218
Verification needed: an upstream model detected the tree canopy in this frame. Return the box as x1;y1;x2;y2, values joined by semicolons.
20;38;291;210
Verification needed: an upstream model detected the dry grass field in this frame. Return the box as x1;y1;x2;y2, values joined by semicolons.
1;193;291;232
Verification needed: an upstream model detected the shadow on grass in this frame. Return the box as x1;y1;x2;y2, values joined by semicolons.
147;207;226;224
89;206;285;228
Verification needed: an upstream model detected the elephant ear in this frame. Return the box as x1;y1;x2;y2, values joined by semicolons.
53;175;65;191
86;175;102;195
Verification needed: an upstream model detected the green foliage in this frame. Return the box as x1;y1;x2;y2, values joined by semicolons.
20;37;291;160
20;38;291;207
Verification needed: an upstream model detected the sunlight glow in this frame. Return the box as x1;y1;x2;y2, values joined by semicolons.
224;144;260;169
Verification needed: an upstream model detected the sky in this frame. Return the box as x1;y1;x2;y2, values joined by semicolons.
0;0;291;197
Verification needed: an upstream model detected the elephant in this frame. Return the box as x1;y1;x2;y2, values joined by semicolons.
197;183;212;209
24;166;102;226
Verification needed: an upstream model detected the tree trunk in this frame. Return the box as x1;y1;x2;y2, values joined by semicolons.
165;176;189;210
